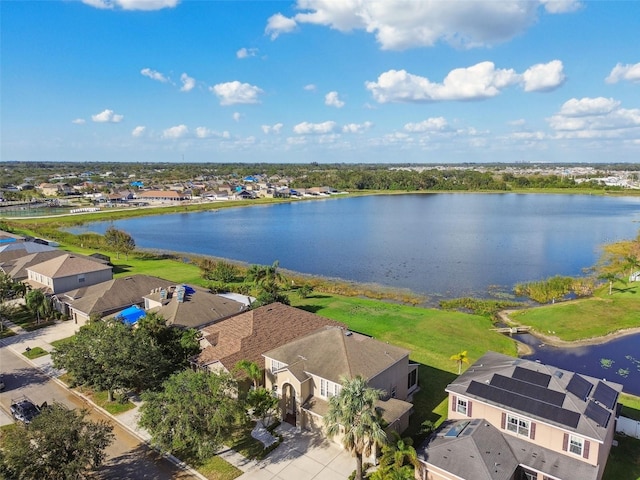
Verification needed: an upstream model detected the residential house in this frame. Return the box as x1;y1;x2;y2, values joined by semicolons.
263;326;419;438
194;302;345;374
143;284;247;329
416;351;622;480
37;182;74;197
55;274;174;325
136;190;190;202
1;250;68;282
25;253;113;294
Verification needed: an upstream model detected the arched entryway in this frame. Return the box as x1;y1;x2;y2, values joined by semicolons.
282;383;297;427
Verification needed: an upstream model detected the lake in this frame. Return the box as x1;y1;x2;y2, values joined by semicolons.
67;193;640;301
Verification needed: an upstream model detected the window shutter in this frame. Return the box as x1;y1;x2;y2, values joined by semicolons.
562;433;569;452
530;422;536;440
501;412;506;429
467;401;473;417
451;395;457;413
583;440;590;459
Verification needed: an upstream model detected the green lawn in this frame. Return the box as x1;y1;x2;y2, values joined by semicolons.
602;434;640;480
22;346;48;359
50;335;76;350
509;283;640;342
291;294;517;433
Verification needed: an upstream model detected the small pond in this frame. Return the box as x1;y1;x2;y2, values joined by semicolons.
517;331;640;396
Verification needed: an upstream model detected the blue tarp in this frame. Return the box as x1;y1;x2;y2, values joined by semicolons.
116;305;146;325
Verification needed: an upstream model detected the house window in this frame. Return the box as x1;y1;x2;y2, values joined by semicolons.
522;469;537;480
569;435;584;456
78;274;85;283
456;398;468;416
407;369;418;390
320;378;340;399
391;386;397;398
271;359;285;372
506;414;530;438
320;378;328;397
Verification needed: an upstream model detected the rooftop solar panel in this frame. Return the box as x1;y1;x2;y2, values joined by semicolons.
490;374;565;407
585;400;611;428
566;374;593;402
593;382;618;410
467;381;580;428
512;366;551;387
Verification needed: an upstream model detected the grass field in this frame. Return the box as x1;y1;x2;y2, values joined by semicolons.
509;282;640;341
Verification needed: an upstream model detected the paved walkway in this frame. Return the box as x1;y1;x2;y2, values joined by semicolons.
0;320;354;479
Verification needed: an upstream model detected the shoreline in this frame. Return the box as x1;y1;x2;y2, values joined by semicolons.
498;309;640;349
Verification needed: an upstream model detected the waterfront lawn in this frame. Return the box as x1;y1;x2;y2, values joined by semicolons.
292;294;517;433
509;283;640;342
602;434;640;480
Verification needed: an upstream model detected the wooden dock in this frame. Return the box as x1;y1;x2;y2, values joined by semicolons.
492;326;531;334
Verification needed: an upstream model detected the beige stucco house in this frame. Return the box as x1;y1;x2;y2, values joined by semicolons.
25;253;113;294
263;326;418;439
416;351;622;480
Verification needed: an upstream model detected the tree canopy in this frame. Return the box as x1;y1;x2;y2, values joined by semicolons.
104;226;135;259
0;404;114;480
139;369;245;461
324;375;387;480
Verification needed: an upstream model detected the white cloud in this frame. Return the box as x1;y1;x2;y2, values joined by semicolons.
163;124;188;139
605;62;640;84
82;0;179;11
293;121;337;134
404;117;449;133
547;97;640;138
270;1;580;50
367;60;564;103
265;13;297;40
72;118;86;125
366;63;519;103
195;127;230;139
233;112;242;122
180;73;195;92
262;123;284;134
141;68;169;83
342;122;373;134
91;109;124;123
508;119;526;126
558;97;621;117
304;84;317;92
325;91;345;108
210;81;263;105
131;126;146;137
236;47;258;59
522;60;565;92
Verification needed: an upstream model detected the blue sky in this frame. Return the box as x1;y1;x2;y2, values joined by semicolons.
1;0;639;164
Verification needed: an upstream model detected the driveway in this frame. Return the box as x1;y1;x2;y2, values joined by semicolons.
219;423;354;480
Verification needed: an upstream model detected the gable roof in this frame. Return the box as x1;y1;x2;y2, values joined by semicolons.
263;327;409;384
417;419;599;480
0;241;58;265
195;302;345;371
27;253;112;279
62;275;174;316
446;351;622;442
146;284;246;329
1;250;67;280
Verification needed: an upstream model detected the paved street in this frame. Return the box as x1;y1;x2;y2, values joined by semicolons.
0;346;196;479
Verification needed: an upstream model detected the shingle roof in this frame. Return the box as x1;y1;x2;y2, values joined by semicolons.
263;327;409;385
195;302;345;371
62;275;174;316
417;419;599;480
147;285;247;329
27;253;112;278
1;250;67;280
446;351;622;441
0;241;58;265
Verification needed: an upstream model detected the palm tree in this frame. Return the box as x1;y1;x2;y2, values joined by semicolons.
234;359;262;389
598;272;625;295
624;255;640;281
378;431;418;470
450;350;469;374
25;289;52;324
324;375;387;480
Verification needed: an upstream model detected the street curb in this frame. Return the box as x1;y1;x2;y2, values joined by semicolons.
6;345;208;480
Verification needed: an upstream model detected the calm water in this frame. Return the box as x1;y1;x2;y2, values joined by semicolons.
67;193;640;300
519;332;640;396
66;193;640;393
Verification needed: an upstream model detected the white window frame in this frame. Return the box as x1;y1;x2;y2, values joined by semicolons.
319;378;341;399
506;414;530;438
569;434;584;456
270;359;286;372
456;397;468;416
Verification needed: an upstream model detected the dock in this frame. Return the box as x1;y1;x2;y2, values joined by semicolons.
492;326;531;334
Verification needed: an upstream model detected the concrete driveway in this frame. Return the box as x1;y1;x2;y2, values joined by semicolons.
219;423;355;480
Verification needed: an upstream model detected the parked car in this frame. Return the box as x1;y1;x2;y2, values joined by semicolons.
10;397;42;424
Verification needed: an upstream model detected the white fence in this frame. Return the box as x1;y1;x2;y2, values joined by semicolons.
617;416;640;439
